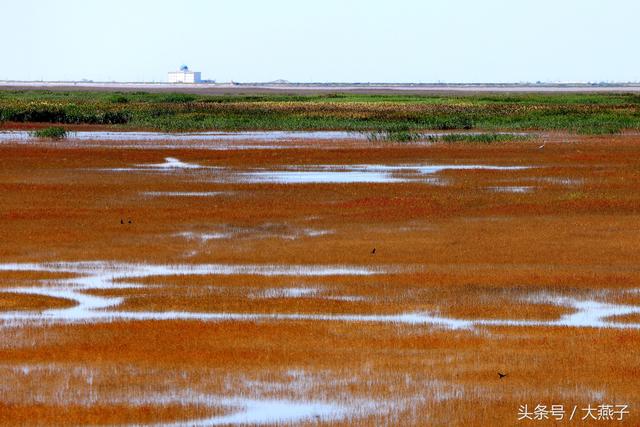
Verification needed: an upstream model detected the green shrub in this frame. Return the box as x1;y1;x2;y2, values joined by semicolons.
108;95;129;104
157;93;197;103
32;126;67;139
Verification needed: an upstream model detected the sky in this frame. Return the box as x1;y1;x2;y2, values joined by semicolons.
3;0;640;83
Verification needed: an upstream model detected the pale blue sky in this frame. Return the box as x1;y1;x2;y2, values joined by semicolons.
4;0;640;83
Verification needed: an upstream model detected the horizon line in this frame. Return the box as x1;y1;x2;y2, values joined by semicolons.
2;80;640;86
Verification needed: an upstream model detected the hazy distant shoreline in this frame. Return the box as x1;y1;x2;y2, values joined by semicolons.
2;81;640;94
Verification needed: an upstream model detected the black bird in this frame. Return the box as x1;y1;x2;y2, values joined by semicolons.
498;372;507;379
120;219;124;225
128;219;132;224
371;248;376;255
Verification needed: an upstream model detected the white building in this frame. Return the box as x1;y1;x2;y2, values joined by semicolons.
168;65;202;83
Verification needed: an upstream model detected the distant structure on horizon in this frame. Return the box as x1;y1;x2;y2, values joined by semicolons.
168;65;201;83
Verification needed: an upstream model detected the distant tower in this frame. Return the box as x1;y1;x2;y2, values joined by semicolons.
168;65;202;83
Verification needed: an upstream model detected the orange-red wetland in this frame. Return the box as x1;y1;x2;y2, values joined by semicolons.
0;132;639;426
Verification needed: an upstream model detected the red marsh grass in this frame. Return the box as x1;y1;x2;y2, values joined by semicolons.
0;133;639;425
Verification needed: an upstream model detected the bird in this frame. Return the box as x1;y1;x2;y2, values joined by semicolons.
498;372;507;379
371;248;376;255
538;143;545;149
120;219;124;225
128;219;132;224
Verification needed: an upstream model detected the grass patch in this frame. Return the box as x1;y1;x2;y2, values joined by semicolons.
31;126;67;139
108;94;130;104
436;133;529;143
366;131;530;143
2;90;640;133
366;130;423;142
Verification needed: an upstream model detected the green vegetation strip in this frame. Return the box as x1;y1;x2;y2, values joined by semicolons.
366;131;529;143
31;126;67;139
2;90;640;134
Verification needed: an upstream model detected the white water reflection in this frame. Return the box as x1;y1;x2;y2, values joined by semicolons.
0;130;531;143
1;263;639;330
143;192;226;197
242;170;402;184
156;396;348;427
176;231;233;241
0;262;383;326
176;224;333;242
139;157;202;169
0;361;358;426
106;157;216;172
488;186;534;193
239;164;531;184
256;287;319;299
0;130;366;152
250;287;365;302
538;177;584;186
0;130;364;142
97;158;531;183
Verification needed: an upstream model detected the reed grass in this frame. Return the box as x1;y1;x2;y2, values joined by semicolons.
2;90;640;133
